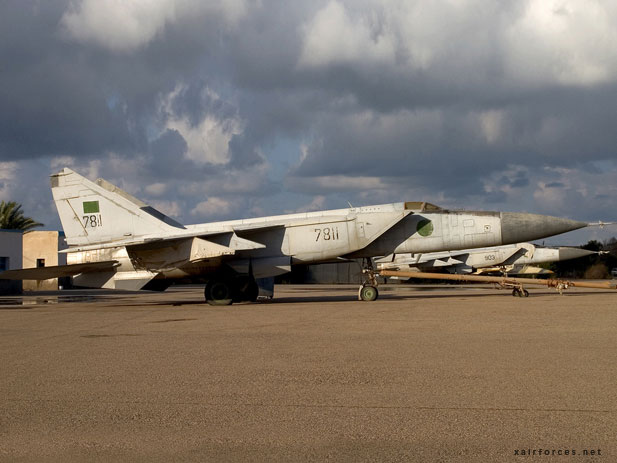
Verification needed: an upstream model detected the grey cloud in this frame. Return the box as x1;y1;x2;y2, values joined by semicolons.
484;190;508;204
2;1;617;230
228;133;265;168
509;177;529;188
147;128;193;179
289;110;509;197
0;1;138;159
0;0;239;162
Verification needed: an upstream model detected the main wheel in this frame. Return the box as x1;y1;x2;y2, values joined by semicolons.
359;285;379;302
512;289;521;297
205;280;233;306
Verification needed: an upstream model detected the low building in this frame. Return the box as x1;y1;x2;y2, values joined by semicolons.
22;231;64;291
0;230;67;294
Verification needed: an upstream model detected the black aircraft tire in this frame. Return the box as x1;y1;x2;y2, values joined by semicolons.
360;285;379;302
205;280;233;306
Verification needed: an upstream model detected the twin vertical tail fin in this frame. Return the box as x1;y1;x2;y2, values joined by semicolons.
51;168;185;247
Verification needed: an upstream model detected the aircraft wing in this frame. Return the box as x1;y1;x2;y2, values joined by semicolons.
60;224;283;253
499;243;535;265
0;261;119;280
376;250;471;267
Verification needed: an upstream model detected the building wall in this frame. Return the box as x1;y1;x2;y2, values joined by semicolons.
23;230;59;291
0;230;23;294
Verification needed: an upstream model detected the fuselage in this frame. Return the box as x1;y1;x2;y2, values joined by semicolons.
66;201;588;289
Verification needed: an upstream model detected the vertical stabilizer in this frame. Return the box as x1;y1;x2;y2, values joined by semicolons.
51;168;184;246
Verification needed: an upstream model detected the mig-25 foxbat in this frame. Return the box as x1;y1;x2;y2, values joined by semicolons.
376;243;599;276
0;168;593;303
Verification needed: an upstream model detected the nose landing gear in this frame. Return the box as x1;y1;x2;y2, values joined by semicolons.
358;258;380;301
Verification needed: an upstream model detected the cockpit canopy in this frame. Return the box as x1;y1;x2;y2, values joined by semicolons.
404;202;443;212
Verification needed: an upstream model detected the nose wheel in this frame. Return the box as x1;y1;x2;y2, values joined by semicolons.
359;284;379;301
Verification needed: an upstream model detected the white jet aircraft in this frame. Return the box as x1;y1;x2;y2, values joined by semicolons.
0;168;591;303
376;243;598;275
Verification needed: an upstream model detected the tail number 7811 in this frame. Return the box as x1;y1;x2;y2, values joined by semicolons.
83;214;103;228
314;226;340;241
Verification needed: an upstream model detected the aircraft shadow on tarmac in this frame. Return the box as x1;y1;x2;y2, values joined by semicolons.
0;288;613;309
268;290;617;303
150;288;617;306
147;292;553;306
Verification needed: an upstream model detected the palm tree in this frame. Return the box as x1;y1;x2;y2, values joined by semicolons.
0;201;43;231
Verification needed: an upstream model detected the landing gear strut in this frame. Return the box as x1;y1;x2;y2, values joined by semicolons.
358;257;379;301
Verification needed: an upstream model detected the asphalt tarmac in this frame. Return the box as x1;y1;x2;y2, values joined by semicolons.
1;284;615;462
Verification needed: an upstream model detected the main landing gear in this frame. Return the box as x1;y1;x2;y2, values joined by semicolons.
205;274;259;306
358;257;379;302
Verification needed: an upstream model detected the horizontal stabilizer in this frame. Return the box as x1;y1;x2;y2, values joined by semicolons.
0;261;119;280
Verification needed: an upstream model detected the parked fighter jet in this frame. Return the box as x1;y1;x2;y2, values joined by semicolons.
376;243;598;275
0;168;592;303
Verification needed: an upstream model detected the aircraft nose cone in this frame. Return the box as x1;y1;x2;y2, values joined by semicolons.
558;247;597;261
500;212;588;244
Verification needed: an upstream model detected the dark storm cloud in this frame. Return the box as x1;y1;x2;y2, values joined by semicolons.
498;170;529;189
289;84;617;200
287;109;510;197
148;129;192;177
0;0;138;159
0;0;237;163
1;0;617;232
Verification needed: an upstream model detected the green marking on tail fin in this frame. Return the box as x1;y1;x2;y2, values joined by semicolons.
83;201;100;214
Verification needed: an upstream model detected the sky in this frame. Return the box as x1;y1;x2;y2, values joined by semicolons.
1;0;617;245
